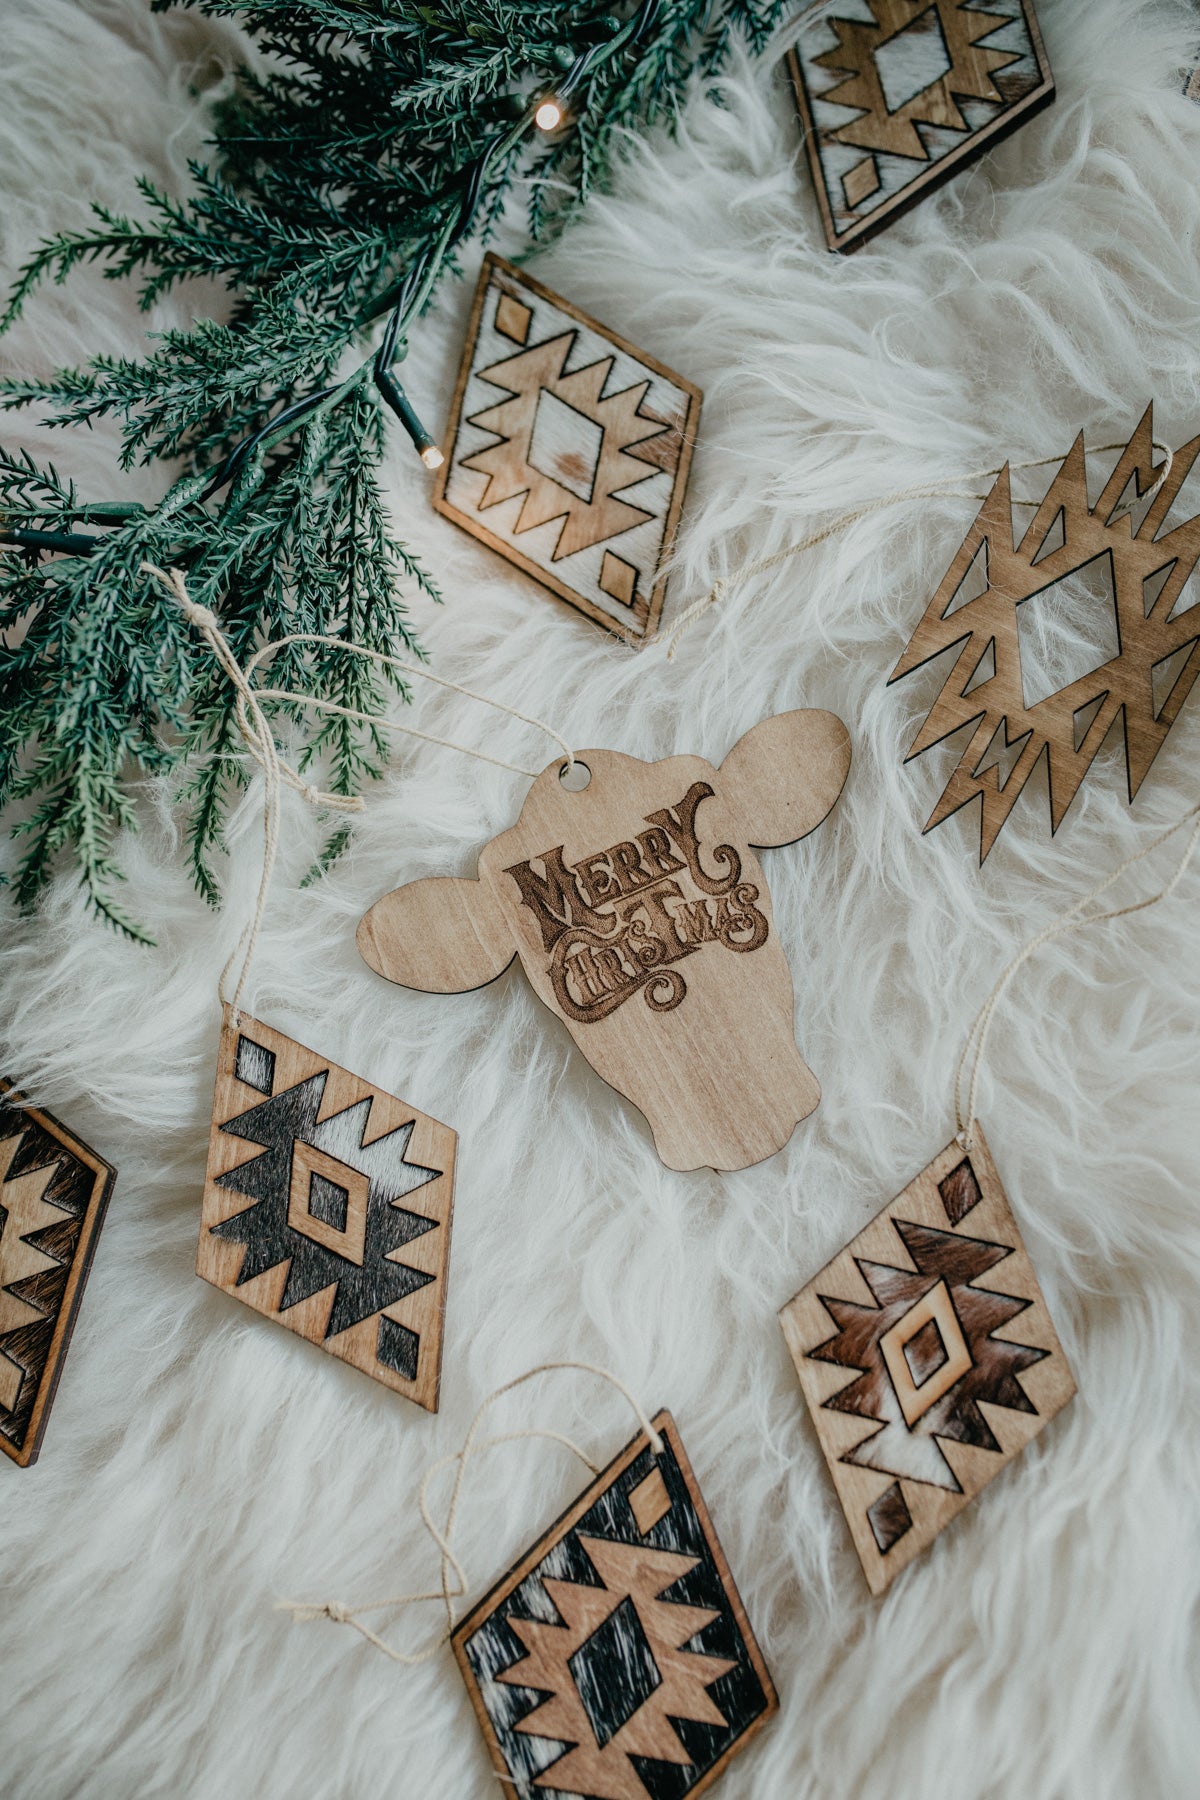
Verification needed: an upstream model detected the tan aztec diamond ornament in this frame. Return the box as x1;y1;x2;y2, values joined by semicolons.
780;1127;1075;1594
199;1009;456;1412
453;1409;777;1799
358;709;851;1172
434;252;701;642
0;1082;115;1468
786;0;1054;254
890;407;1200;860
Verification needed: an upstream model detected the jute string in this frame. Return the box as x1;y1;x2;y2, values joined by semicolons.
656;439;1175;659
954;800;1200;1149
143;566;574;1023
280;1363;664;1665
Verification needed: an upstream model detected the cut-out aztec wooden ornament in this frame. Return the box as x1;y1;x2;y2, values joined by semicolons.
359;711;851;1173
780;1128;1075;1594
890;406;1200;859
0;1081;115;1468
433;252;702;643
198;1009;457;1413
786;0;1054;253
453;1409;777;1799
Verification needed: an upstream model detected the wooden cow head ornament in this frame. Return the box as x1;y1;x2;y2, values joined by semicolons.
358;711;851;1172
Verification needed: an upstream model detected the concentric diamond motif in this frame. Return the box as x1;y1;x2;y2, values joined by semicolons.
436;254;702;641
780;1127;1076;1593
453;1411;777;1799
198;1007;457;1412
787;0;1055;252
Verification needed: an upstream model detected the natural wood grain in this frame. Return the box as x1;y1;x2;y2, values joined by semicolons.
787;0;1055;254
0;1081;115;1469
358;711;851;1172
198;1008;457;1412
890;406;1200;859
452;1409;777;1800
780;1125;1076;1594
433;253;702;643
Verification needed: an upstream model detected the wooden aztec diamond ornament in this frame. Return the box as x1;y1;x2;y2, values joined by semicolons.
453;1409;777;1799
0;1082;115;1468
780;1128;1075;1594
434;252;702;643
199;1009;457;1412
359;710;851;1173
890;407;1200;860
786;0;1054;253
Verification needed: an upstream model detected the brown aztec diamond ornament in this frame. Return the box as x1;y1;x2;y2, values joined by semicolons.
453;1409;777;1799
0;1082;115;1468
198;1008;457;1412
434;252;701;643
786;0;1054;254
780;1127;1075;1594
890;407;1200;860
358;710;851;1173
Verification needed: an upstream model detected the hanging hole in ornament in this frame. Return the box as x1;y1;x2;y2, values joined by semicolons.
559;758;591;791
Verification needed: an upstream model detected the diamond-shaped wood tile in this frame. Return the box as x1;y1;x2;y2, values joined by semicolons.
198;1008;457;1412
780;1127;1075;1593
0;1082;115;1468
787;0;1054;253
452;1410;776;1798
434;253;702;643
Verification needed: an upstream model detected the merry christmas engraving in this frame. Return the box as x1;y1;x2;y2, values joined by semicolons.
505;783;769;1024
358;713;851;1171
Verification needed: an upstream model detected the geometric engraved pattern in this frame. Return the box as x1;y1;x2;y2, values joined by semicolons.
786;0;1054;253
197;1007;457;1413
453;1411;777;1799
0;1081;115;1467
890;406;1200;860
780;1127;1076;1593
435;253;702;643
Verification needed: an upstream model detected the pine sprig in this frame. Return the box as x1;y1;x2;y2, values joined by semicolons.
1;0;784;937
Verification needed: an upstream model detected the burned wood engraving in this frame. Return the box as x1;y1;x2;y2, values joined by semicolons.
199;1009;457;1412
358;711;851;1172
453;1410;777;1799
780;1127;1075;1593
0;1082;115;1468
787;0;1054;253
434;253;702;642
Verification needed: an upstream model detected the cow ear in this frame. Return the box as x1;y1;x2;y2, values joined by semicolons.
357;875;515;993
719;709;851;847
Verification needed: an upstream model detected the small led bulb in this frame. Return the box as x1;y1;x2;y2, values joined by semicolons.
420;444;445;471
535;97;564;132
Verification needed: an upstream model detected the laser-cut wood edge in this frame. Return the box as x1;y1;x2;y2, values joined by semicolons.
197;1009;457;1414
784;1;1055;255
0;1080;116;1469
778;1126;1076;1593
451;1408;778;1798
433;252;703;644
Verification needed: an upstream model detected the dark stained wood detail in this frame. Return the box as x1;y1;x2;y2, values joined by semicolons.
0;1082;115;1469
939;1157;983;1224
198;1009;457;1413
780;1126;1077;1594
452;1410;777;1800
866;1481;912;1554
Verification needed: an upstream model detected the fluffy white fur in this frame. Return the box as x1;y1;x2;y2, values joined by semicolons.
2;2;1200;1795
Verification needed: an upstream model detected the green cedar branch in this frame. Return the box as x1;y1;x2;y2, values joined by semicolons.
0;0;785;939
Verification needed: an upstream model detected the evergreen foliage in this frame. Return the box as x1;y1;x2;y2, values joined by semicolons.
0;0;783;938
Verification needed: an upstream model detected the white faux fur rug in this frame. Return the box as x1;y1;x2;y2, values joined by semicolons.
3;3;1200;1796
